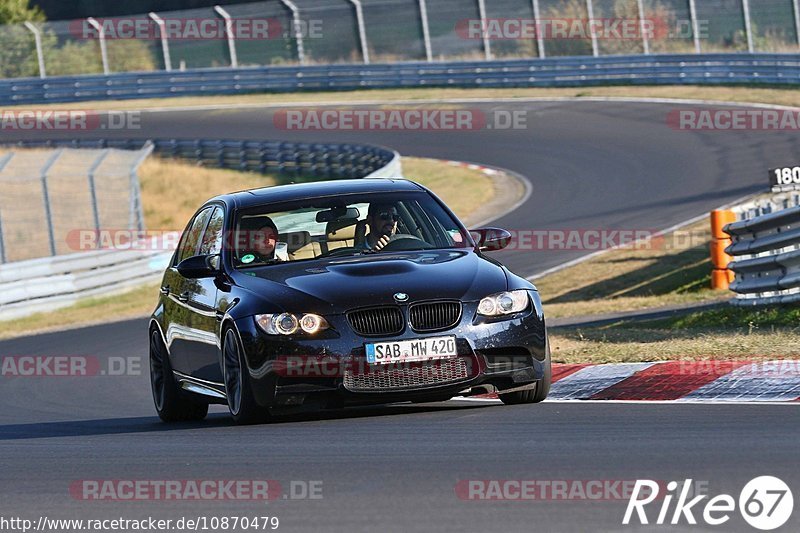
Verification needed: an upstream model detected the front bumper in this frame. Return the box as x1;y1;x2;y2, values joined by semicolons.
234;293;548;408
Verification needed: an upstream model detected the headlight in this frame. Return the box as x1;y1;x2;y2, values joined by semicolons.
477;290;529;317
256;313;329;335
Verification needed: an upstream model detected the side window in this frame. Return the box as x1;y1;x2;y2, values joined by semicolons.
176;208;213;265
199;207;225;255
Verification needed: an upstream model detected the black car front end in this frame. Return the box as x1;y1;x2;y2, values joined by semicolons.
233;289;549;410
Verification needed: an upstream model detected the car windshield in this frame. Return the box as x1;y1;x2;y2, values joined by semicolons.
232;191;470;268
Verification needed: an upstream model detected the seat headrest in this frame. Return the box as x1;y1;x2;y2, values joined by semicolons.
326;219;358;241
279;231;312;253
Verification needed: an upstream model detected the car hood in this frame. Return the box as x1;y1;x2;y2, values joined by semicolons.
232;250;508;314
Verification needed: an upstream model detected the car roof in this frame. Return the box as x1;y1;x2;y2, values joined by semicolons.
213;178;426;210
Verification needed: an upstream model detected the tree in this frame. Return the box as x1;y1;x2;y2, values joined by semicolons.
0;0;44;24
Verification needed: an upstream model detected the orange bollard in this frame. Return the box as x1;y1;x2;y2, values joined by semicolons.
711;269;735;290
710;210;737;290
710;209;736;239
710;238;732;270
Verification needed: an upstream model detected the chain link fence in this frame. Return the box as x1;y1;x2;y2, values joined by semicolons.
0;146;149;263
2;0;799;79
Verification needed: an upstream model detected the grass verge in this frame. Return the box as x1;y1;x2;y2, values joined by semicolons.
535;219;728;319
15;85;800;111
0;156;493;340
550;305;800;364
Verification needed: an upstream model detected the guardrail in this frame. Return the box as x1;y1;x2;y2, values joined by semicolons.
723;194;800;306
2;53;799;105
0;138;401;320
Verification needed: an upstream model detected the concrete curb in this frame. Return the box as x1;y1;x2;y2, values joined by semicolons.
469;361;800;402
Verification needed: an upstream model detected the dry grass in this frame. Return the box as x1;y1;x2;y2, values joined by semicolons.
550;328;800;364
0;156;492;339
536;220;728;318
14;86;800;112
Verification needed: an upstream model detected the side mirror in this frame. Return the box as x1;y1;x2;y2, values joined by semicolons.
470;227;513;252
177;254;220;279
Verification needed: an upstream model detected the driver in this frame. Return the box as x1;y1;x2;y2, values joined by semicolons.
359;203;399;251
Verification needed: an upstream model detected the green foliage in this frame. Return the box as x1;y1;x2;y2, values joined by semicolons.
0;0;44;24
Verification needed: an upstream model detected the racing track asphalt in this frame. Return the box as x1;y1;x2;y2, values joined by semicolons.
2;99;800;532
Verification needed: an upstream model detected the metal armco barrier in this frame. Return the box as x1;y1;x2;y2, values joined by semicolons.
6;138;401;180
724;197;800;306
1;53;799;106
0;138;401;319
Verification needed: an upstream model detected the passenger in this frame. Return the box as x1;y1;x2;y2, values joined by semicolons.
237;216;284;265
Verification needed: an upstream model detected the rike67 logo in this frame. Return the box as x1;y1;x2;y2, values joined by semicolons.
624;477;793;530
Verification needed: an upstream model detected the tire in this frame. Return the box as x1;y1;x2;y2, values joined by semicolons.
222;327;270;425
499;357;551;405
149;329;209;422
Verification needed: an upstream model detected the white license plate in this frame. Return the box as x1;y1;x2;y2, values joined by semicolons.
365;336;457;364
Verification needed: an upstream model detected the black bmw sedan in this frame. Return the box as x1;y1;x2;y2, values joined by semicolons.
149;178;550;424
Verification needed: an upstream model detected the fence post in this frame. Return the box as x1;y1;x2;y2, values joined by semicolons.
531;0;545;58
130;142;154;232
794;0;800;48
40;149;64;257
688;0;701;53
86;17;110;74
741;0;754;52
148;12;172;71
87;150;111;247
0;152;14;264
636;0;650;54
585;0;599;57
477;0;492;60
214;6;239;68
418;0;433;61
348;0;370;64
280;0;306;65
23;22;47;78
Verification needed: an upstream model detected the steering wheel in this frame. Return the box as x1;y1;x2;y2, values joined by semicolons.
378;234;432;251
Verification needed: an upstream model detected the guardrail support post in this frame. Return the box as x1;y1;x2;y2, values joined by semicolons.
148;13;172;71
348;0;370;64
23;22;47;78
40;149;64;257
477;0;492;60
531;0;545;58
636;0;650;54
688;0;701;53
585;0;599;57
87;18;110;75
87;150;111;247
214;6;239;68
742;0;754;52
710;209;736;290
280;0;306;65
793;0;800;48
418;0;433;61
130;142;154;232
0;152;15;264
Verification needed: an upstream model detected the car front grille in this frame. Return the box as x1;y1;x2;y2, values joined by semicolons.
343;357;471;392
347;306;404;336
409;301;462;332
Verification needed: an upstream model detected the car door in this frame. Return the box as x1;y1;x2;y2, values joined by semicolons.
162;206;213;375
184;205;226;382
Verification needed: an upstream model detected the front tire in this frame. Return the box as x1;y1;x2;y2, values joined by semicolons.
499;358;551;405
149;329;208;422
222;327;270;425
